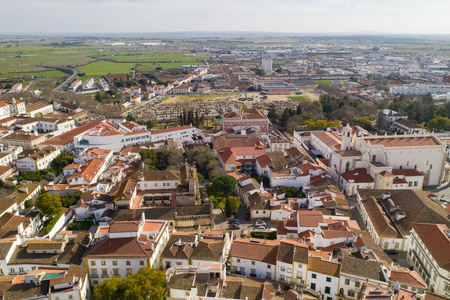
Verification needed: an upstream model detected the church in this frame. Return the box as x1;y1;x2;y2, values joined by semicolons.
296;124;448;196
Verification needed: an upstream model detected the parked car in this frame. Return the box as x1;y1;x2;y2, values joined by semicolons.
230;223;241;230
254;225;266;231
228;219;239;224
245;212;251;221
255;219;266;227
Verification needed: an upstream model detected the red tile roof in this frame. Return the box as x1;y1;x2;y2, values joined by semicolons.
365;136;441;147
341;168;374;183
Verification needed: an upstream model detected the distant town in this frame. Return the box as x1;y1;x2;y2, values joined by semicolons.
0;34;449;300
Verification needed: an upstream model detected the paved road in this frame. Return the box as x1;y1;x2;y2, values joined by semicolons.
54;67;79;92
23;81;34;91
214;206;276;237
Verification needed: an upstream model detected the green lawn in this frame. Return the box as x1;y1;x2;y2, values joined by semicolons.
66;221;93;231
289;96;309;103
78;60;136;76
313;80;333;85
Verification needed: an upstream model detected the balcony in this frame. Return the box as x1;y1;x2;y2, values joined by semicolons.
101;274;109;278
250;273;256;278
91;274;99;278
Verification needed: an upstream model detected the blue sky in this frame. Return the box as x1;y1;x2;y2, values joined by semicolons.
1;0;449;34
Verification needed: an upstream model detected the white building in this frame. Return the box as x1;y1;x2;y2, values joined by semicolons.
151;125;199;148
262;57;273;74
306;256;341;300
275;239;308;285
16;146;61;171
407;223;450;297
84;216;170;286
230;238;279;280
73;122;151;152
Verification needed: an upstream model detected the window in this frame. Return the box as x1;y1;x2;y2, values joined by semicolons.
19;267;24;273
280;275;285;282
430;164;433;170
326;277;331;282
348;290;355;297
101;261;106;266
55;297;60;300
237;259;241;263
355;281;360;288
112;261;117;266
126;268;132;275
251;261;255;265
408;181;413;187
93;280;98;285
91;261;96;266
414;181;418;187
140;260;145;266
325;286;331;294
126;261;131;266
185;292;190;296
445;283;450;292
311;283;316;290
68;296;73;300
266;272;272;279
113;269;119;276
281;267;285;272
267;264;271;269
345;279;350;285
311;273;317;279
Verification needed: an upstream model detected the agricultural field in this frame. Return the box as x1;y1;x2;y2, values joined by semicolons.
0;40;209;80
78;60;136;76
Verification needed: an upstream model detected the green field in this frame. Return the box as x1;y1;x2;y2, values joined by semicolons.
289;96;309;103
78;60;136;76
313;80;333;85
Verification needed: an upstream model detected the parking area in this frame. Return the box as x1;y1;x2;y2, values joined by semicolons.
214;206;277;237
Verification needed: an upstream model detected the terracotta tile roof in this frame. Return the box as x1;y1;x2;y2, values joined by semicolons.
277;239;308;264
391;169;424;177
389;268;426;288
84;237;153;258
151;125;195;135
424;292;450;300
411;223;450;272
341;168;375;183
213;135;263;150
256;154;273;168
364;136;441;147
298;211;324;227
336;150;362;157
308;256;340;277
312;131;341;148
361;197;399;238
341;256;384;281
358;189;450;237
230;238;279;264
41;120;104;146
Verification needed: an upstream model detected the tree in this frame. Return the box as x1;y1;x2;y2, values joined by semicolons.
93;276;126;300
35;192;62;217
211;175;237;198
279;186;304;198
94;267;166;300
228;196;240;217
51;152;74;175
225;197;232;218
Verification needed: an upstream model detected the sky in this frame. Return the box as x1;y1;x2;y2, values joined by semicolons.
1;0;450;35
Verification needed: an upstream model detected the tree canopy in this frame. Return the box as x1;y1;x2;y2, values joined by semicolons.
93;267;166;300
35;192;62;217
211;175;237;198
